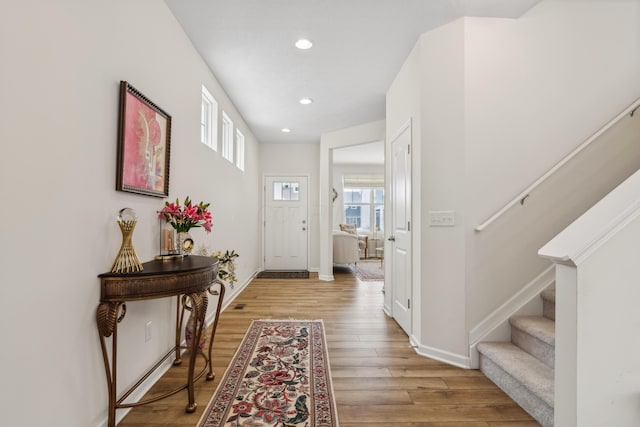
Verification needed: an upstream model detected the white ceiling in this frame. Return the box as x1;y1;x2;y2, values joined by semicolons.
165;0;539;145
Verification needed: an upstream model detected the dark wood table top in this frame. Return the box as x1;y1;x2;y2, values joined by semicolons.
99;255;218;278
98;256;219;302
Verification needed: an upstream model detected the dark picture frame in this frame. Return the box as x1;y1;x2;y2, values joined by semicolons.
116;81;172;197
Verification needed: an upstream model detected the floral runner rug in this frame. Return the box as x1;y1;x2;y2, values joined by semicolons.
197;320;339;427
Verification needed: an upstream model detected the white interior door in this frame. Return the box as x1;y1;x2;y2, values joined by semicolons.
390;124;412;335
264;176;309;271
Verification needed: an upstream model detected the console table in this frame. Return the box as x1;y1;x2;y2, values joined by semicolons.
97;255;224;427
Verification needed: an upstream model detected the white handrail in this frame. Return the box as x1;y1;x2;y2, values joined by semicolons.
475;97;640;232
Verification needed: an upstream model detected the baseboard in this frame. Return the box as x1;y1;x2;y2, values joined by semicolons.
318;274;334;281
467;264;555;368
410;334;471;369
383;304;392;317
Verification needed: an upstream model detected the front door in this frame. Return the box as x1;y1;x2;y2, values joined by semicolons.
264;176;309;271
390;123;412;335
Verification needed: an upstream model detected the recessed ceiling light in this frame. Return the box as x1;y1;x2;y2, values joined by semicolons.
281;128;291;133
299;98;313;105
295;39;313;50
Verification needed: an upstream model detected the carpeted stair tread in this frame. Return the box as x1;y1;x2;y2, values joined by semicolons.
510;315;555;368
510;316;555;346
477;341;554;408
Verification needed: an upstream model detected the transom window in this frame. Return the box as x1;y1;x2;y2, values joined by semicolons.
200;85;218;150
236;129;245;171
221;111;234;163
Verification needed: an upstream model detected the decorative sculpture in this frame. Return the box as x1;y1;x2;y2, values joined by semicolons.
111;208;143;273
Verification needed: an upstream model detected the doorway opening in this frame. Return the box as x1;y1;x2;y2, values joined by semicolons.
332;141;385;281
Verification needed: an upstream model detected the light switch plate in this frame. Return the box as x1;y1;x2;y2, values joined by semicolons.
429;210;456;227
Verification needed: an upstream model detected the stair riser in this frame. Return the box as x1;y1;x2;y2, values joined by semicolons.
543;299;555;321
479;354;554;427
511;327;555;369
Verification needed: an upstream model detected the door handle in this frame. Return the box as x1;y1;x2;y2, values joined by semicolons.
388;236;395;242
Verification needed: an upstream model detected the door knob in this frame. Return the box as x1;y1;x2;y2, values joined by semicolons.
302;227;307;231
388;236;396;241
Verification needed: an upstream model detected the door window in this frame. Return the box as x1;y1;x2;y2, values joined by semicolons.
273;182;300;201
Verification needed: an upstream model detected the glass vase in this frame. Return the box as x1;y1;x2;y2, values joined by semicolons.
178;231;194;256
160;221;178;256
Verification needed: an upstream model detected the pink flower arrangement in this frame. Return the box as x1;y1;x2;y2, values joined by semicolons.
159;196;212;233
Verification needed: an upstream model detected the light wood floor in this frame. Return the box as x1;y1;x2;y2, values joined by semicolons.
118;270;538;427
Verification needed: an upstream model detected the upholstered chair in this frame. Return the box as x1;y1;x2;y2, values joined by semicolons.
338;223;368;259
332;231;360;264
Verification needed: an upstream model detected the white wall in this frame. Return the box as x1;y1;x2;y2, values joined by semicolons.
417;20;469;361
0;1;261;426
386;0;640;365
259;143;320;270
465;0;640;329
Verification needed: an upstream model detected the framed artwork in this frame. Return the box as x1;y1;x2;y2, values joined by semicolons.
116;81;172;197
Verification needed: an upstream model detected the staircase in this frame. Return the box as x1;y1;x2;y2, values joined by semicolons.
477;287;556;426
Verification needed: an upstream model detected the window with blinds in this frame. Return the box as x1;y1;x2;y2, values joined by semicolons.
343;175;384;233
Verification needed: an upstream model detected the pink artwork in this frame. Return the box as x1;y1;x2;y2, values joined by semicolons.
117;81;171;197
